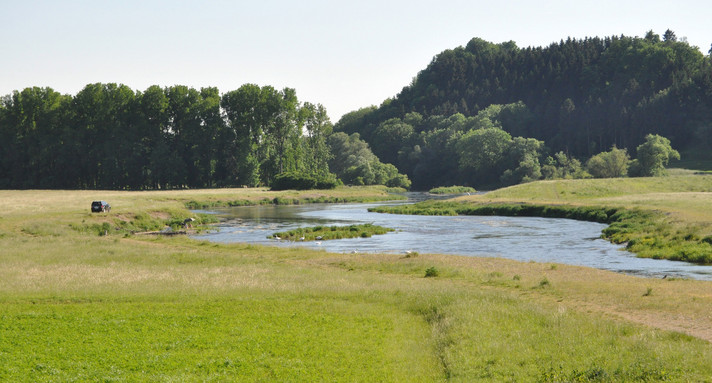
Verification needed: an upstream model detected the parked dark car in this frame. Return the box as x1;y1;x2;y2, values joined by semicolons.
91;201;111;213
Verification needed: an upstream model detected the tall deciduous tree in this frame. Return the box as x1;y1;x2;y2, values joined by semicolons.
630;134;680;176
300;102;333;176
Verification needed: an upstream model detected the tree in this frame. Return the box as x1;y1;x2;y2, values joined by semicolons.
644;30;661;43
499;137;544;185
136;85;169;189
268;87;300;176
371;118;414;165
300;102;333;176
327;132;410;188
335;31;711;179
585;146;630;178
72;83;137;189
542;152;587;179
327;132;377;176
456;128;512;185
0;87;72;188
220;84;265;186
629;134;680;176
663;29;677;42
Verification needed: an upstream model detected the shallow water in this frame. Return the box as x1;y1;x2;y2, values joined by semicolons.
193;199;712;281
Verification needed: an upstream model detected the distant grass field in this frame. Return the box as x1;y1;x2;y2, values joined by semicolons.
1;184;712;381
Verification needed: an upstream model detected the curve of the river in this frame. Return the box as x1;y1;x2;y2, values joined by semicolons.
193;199;712;281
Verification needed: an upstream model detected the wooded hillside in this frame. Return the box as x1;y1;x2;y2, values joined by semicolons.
335;30;712;188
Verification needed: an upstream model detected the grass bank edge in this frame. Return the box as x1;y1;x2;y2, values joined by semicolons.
370;200;712;264
184;186;407;209
57;186;406;237
269;223;395;241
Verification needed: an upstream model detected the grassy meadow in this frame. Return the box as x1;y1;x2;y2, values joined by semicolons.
1;183;712;381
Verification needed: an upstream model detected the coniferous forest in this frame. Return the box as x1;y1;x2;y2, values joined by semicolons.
1;30;711;190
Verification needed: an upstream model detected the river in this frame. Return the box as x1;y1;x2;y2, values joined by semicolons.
193;197;712;281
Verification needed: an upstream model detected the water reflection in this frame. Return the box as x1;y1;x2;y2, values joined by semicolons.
193;200;712;281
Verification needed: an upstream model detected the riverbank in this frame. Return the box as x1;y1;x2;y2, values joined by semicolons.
374;175;712;264
1;185;711;381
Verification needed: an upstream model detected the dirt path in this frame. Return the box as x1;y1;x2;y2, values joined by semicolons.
577;300;712;342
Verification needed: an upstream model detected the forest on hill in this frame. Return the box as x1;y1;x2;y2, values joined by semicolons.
336;30;712;188
0;84;409;190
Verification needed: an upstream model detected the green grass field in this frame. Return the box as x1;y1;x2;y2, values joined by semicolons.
1;184;712;381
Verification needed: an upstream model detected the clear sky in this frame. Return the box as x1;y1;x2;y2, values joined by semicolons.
1;0;710;121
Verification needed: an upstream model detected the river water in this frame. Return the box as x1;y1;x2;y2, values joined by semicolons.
193;198;712;281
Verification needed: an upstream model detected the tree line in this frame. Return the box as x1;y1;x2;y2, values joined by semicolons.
336;30;712;187
342;102;680;190
0;83;410;190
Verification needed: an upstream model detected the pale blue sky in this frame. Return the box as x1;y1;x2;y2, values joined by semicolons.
1;0;709;121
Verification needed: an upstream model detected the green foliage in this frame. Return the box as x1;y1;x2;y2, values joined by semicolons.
385;173;411;189
335;31;711;188
542;152;589;179
371;105;547;189
370;118;414;165
424;267;439;277
630;134;681;177
537;277;551;288
586;146;630;178
328;132;411;189
429;186;476;194
269;224;394;241
0;83;335;189
457;128;512;174
270;172;340;191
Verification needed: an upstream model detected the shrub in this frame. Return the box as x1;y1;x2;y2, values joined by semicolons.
586;146;629;178
271;172;340;190
424;267;439;278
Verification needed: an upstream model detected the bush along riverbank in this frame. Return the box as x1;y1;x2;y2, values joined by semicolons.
370;201;712;264
269;224;395;241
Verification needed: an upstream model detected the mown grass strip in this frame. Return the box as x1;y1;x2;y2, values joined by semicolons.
269;224;395;241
